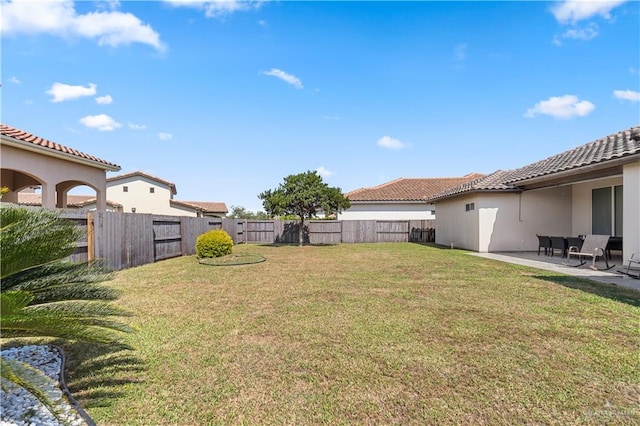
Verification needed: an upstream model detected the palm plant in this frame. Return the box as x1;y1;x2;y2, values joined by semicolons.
1;205;132;420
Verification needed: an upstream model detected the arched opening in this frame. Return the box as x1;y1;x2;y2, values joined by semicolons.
0;168;43;204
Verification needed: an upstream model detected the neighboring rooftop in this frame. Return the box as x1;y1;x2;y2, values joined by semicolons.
0;123;120;171
17;193;122;210
171;200;228;214
426;125;640;203
346;174;485;202
107;171;178;195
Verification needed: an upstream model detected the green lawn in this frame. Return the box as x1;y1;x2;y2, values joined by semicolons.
60;243;639;424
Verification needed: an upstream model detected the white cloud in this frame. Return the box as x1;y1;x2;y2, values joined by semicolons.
163;0;263;18
322;115;340;120
95;94;113;104
562;24;599;41
613;89;640;102
316;166;334;178
630;66;638;75
158;132;173;140
551;0;627;24
128;122;147;130
262;68;303;89
1;0;165;51
47;82;97;103
80;114;121;131
377;136;407;150
8;76;20;84
524;95;595;119
95;0;121;11
454;43;468;61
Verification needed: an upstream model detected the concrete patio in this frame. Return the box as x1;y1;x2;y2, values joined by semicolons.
470;251;640;292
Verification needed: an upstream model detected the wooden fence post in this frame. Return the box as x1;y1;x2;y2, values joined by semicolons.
87;211;95;262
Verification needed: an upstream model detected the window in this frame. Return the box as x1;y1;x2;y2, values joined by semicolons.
123;186;128;192
592;185;623;236
465;203;475;212
150;187;155;194
615;185;623;237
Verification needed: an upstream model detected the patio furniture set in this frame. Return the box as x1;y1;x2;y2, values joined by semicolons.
536;234;622;271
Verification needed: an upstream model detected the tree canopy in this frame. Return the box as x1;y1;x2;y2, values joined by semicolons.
226;205;270;220
258;171;350;245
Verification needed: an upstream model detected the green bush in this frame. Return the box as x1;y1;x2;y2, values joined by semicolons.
196;229;233;258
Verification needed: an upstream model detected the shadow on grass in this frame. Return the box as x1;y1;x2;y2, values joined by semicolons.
54;341;146;410
532;275;640;307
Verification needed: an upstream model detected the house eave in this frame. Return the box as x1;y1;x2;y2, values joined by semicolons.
1;135;121;172
508;155;638;190
428;189;523;203
348;199;429;204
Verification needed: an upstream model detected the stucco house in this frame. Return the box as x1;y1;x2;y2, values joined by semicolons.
106;171;228;217
426;126;640;261
1;123;121;209
339;174;483;220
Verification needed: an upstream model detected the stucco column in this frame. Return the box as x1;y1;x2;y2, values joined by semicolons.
41;182;56;209
95;188;106;211
623;161;640;261
56;191;68;208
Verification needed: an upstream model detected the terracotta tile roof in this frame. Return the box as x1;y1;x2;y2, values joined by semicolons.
346;173;484;202
426;125;640;202
107;171;177;195
0;123;120;170
505;125;640;184
171;200;228;213
17;193;122;209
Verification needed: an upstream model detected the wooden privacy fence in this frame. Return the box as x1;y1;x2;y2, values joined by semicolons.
63;211;434;270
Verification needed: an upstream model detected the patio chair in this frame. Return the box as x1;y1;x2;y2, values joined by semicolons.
549;236;567;258
565;237;583;253
566;234;613;270
536;234;551;256
618;252;640;279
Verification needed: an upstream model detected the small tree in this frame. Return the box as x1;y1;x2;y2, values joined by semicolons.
258;171;350;245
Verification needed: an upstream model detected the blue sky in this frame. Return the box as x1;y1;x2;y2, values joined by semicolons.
2;0;639;212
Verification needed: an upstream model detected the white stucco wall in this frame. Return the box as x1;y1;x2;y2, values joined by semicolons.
623;161;640;260
571;176;623;236
338;202;436;220
106;176;197;216
434;195;479;251
435;187;572;252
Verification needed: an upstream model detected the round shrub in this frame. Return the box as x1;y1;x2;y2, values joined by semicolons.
195;229;233;258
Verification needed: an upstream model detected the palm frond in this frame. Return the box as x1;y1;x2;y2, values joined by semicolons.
0;206;82;279
2;260;115;296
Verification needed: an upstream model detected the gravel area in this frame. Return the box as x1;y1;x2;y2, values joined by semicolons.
1;345;91;426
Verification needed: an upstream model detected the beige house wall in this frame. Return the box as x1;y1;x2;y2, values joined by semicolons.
434;195;480;250
106;176;197;216
570;176;624;236
623;161;640;259
435;187;572;252
1;144;109;209
338;202;436;220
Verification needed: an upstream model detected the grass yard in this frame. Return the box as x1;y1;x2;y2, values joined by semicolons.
57;243;640;424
